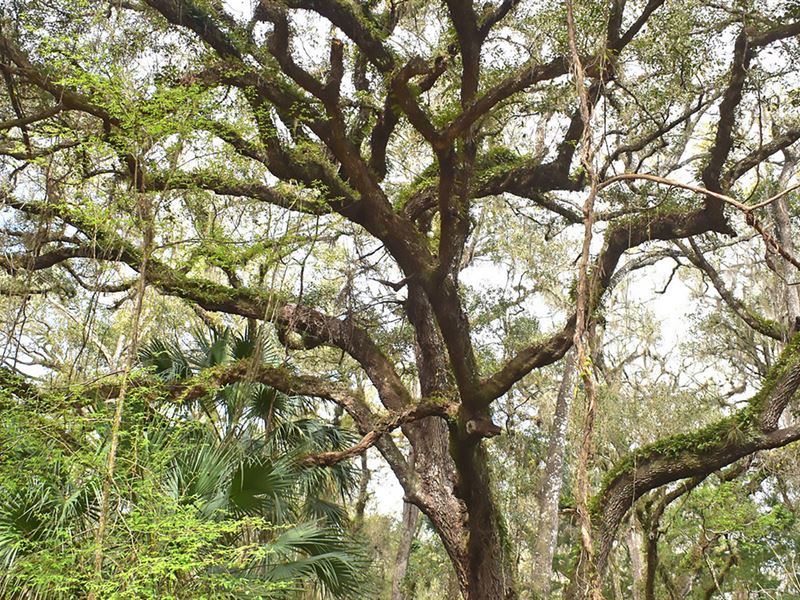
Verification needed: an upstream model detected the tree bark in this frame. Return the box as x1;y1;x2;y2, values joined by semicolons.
402;283;470;591
626;520;644;600
353;453;370;530
643;516;659;600
531;349;576;597
450;437;517;599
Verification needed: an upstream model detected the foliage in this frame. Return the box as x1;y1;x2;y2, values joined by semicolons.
0;326;367;599
0;0;800;598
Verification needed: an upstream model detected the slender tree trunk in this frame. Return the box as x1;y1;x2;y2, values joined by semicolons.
91;194;152;597
626;520;644;600
643;516;659;600
353;452;369;530
531;349;576;598
391;497;420;600
771;152;800;330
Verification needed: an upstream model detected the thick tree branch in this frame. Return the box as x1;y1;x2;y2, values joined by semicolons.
479;202;732;404
593;334;800;572
721;127;800;189
3;191;415;414
283;0;395;72
302;399;455;466
701;29;753;196
147;170;333;216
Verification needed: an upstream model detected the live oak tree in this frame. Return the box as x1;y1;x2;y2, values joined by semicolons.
1;0;800;598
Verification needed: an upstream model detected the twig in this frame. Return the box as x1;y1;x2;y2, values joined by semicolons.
599;172;800;213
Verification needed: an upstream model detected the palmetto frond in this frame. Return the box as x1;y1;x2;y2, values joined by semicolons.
138;337;192;381
255;522;367;599
1;320;367;598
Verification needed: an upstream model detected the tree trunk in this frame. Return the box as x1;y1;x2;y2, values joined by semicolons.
451;437;517;599
643;516;659;600
403;283;470;592
626;520;644;600
771;151;800;330
391;498;420;600
531;349;576;597
395;285;517;599
353;452;369;530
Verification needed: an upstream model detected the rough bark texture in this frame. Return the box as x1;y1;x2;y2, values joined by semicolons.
626;521;644;600
452;440;516;599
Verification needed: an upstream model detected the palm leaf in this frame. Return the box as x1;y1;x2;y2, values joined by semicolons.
256;522;367;598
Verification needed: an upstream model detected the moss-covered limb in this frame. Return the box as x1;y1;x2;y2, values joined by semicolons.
146;169;333;216
170;360;450;472
590;333;800;571
1;190;285;317
86;358;442;435
303;399;456;466
169;360;362;408
82;359;418;490
144;271;417;413
0;245;126;274
3;191;415;414
285;0;396;73
144;0;249;60
151;270;282;320
746;332;800;429
597;331;800;490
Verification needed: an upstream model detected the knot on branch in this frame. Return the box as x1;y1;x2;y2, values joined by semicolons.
465;417;502;438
